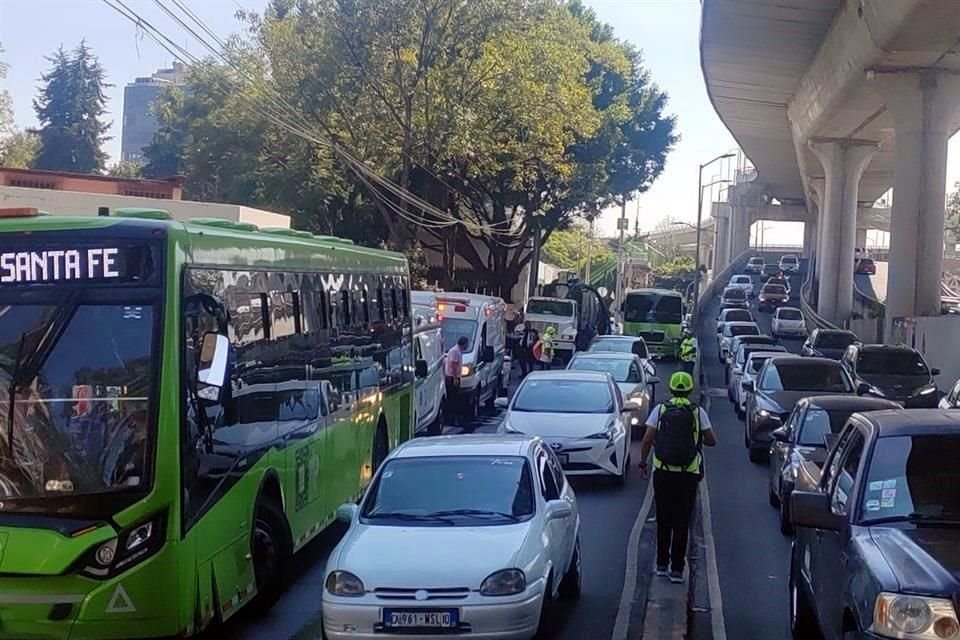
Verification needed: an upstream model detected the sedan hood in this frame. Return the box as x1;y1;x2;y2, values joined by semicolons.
337;523;532;589
506;411;614;438
860;374;931;396
870;527;960;594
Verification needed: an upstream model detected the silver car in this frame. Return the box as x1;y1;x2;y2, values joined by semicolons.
734;351;787;420
718;321;760;364
566;352;659;434
498;371;636;484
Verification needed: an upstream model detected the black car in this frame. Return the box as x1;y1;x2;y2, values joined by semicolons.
768;395;901;534
742;356;856;463
801;328;859;359
790;410;960;640
762;263;781;277
841;343;941;408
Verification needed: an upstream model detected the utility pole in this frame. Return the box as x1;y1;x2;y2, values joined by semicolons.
694;153;736;311
615;199;629;318
584;218;595;284
527;216;542;298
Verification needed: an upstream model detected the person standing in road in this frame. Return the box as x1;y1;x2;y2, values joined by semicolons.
638;371;717;583
444;336;469;426
680;330;697;376
518;321;540;378
537;326;557;370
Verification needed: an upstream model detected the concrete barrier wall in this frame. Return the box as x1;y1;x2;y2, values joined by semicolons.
891;316;960;388
848;317;882;343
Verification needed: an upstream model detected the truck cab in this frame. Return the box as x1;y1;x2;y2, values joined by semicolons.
522;297;579;363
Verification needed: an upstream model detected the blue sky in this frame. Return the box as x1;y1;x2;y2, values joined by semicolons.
2;0;957;243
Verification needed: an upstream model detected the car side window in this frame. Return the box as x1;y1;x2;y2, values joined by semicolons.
784;405;802;440
537;450;560;501
822;426;855;492
831;430;865;515
546;450;566;494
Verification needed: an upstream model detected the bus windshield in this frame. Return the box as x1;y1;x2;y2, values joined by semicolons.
623;293;683;324
0;303;155;506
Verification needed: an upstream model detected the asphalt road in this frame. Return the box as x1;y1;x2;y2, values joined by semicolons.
224;360;679;640
697;266;808;640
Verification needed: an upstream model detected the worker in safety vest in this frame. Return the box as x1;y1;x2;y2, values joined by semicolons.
638;371;717;583
679;330;697;376
533;326;556;370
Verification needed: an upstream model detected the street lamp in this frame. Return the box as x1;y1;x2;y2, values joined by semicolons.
694;154;736;310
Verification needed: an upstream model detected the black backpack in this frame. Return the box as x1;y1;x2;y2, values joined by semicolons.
655;403;700;468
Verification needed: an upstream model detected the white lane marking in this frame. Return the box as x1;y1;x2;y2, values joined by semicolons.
701;477;727;640
611;473;654;640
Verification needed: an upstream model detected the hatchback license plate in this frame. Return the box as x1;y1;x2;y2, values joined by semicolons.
383;609;458;629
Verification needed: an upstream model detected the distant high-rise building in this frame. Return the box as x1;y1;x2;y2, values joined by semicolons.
120;62;187;164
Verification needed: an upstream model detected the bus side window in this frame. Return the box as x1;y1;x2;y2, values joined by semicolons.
340;290;351;327
390;288;400;320
377;286;387;322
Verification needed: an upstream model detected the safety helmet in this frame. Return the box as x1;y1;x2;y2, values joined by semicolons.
544;326;556;336
669;371;695;394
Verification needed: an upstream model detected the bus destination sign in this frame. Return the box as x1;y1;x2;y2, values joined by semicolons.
0;247;148;285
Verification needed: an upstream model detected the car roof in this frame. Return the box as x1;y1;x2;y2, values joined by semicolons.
816;329;857;336
735;335;775;342
592;335;642;343
571;351;637;362
745;347;787;358
858;343;916;354
804;395;902;411
857;409;960;438
523;370;612;383
393;434;537;459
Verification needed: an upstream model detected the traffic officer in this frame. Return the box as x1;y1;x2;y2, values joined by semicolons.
638;371;717;583
538;326;557;370
679;330;697;376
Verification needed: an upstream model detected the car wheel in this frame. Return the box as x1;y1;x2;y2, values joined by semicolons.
468;389;481;421
780;485;794;536
534;575;555;639
768;481;780;508
789;554;818;640
558;537;582;600
736;404;745;420
749;446;768;465
615;442;629;486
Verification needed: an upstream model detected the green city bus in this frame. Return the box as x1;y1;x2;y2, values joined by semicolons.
0;207;413;639
620;288;685;359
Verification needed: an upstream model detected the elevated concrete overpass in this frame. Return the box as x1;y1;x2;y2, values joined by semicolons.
701;0;960;327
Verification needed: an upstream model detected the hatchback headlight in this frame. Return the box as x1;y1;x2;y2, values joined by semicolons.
872;593;960;639
480;569;526;596
325;571;366;597
919;385;938;396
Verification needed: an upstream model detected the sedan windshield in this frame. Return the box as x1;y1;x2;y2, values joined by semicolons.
797;409;856;446
723;310;753;323
589;338;648;359
857;351;928;376
568;358;632;382
513;379;613;413
362;456;534;526
440;318;477;353
761;364;851;393
527;300;574;316
727;325;759;338
861;435;960;523
0;303;155;502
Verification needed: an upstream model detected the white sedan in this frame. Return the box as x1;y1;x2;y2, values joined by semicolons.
498;371;636;484
323;435;581;640
770;306;807;338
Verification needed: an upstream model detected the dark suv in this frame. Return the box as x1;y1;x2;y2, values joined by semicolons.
841;343;940;408
790;410;960;640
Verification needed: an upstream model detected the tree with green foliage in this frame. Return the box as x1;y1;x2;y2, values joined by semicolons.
542;226;614;274
107;160;143;178
0;131;40;169
946;181;960;242
0;43;12;141
33;42;111;173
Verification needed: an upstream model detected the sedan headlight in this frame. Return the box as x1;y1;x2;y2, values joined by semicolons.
480;569;526;596
758;409;771;418
586;429;615;446
872;593;960;639
325;571;366;597
918;385;938;396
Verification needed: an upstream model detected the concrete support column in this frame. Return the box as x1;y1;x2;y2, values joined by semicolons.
870;71;960;320
809;179;826;282
809;140;879;323
729;202;750;260
856;227;868;252
713;212;730;272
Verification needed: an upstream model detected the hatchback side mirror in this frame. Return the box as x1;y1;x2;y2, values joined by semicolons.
544;500;572;521
771;426;789;443
494;397;509;409
741;380;755;394
335;503;359;523
856;382;872;396
790;491;842;531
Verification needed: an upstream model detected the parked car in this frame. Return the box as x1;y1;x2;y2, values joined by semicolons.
745;256;765;274
587;335;656;378
498;371;636;484
720;286;749;309
779;254;799;273
757;283;789;312
730;346;788;416
718;321;761;364
939;378;960;409
732;348;789;415
854;257;876;275
742;356;856;463
768;395;901;534
322;435;581;640
790;410;960;640
801;328;859;360
727;274;755;297
566;352;658;435
771;307;806;339
841;343;941;408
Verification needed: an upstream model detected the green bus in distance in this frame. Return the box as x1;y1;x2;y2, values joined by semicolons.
620;288;685;359
0;207;414;639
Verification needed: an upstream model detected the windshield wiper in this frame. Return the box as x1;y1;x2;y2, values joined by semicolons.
429;509;522;522
365;511;456;525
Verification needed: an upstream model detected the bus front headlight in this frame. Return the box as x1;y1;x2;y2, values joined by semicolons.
79;511;166;579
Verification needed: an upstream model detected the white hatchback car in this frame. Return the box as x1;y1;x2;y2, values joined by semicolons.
498;371;635;484
323;435;581;640
771;306;807;338
727;274;755;297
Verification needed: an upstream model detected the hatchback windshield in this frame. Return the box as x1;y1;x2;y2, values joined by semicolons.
362;456;535;526
815;332;857;349
726;324;759;338
857;350;928;376
861;435;960;523
761;363;851;393
439;318;477;352
778;309;803;320
513;379;613;413
0;304;155;503
724;289;746;300
527;300;574;316
732;277;751;284
589;338;648;359
568;358;633;382
797;409;857;446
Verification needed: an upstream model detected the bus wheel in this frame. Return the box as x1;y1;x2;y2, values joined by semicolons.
251;498;292;613
373;422;389;473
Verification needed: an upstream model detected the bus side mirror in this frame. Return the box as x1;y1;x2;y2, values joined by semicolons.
198;333;230;390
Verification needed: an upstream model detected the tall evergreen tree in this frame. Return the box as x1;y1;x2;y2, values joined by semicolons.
33;42;111;173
